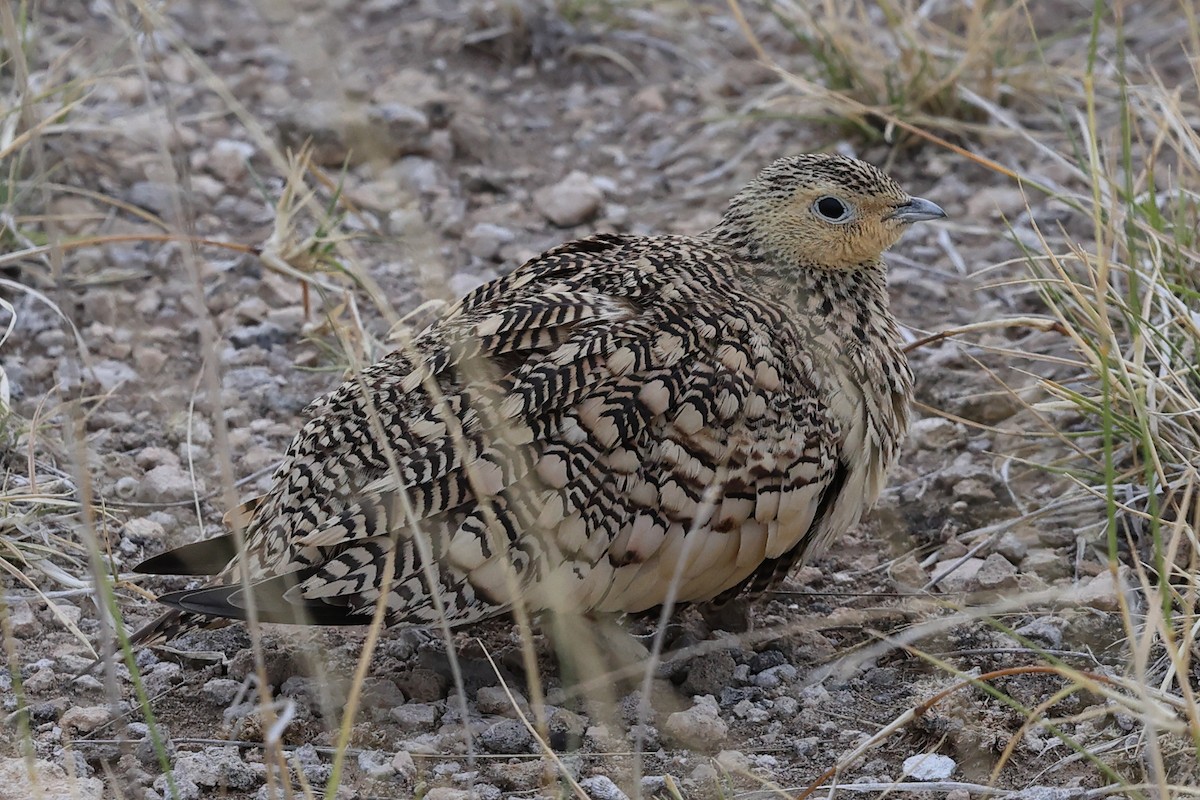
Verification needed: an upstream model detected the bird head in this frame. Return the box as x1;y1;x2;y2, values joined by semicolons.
710;154;946;271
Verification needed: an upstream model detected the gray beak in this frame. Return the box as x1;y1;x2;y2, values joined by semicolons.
885;196;946;223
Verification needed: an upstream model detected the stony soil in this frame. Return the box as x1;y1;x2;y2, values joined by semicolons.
0;1;1176;799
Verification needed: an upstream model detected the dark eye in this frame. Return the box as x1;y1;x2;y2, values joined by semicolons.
814;195;852;222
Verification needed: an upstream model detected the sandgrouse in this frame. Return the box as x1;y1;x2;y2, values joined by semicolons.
130;154;945;649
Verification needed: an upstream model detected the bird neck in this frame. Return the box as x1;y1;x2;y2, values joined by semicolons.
703;214;767;263
763;260;911;434
771;261;913;544
782;263;895;346
701;222;909;386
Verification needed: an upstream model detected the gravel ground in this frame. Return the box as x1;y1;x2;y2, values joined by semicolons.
0;1;1179;798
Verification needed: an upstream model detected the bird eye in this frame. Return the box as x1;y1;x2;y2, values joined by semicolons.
813;195;853;223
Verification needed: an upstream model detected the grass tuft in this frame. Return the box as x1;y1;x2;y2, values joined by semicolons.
758;0;1076;142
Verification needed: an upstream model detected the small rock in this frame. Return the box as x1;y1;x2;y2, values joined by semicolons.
1070;567;1134;613
280;676;315;706
952;477;996;502
191;173;225;200
463;222;516;260
23;667;56;694
292;743;331;785
1037;524;1079;548
889;554;927;590
87;359;139;392
276;101;354;167
172;746;259;791
752;663;797;689
8;601;37;637
0;757;104;800
61;705;113;734
367;103;432;158
865;667;898;686
126;182;182;221
640;776;668;796
229;322;287;350
953;391;1022;424
748;649;787;673
136;443;180;470
123;517;166;544
223;366;283;395
203;678;243;706
1014;616;1067;648
138;463;198;502
480;719;533;754
907;417;966;451
392;702;439;730
547;707;587;749
939;538;970;559
423;789;470;800
902;752;956;780
975;553;1019;589
28;698;67;723
145;661;184;694
476;685;528;717
664;695;728;749
113;476;141;500
1021;548;1071;580
48;195;103;236
632;86;667;113
715;749;750;772
357;750;394;779
208;139;256;183
578;775;628;800
965;185;1028;219
392;155;446;195
732;699;767;724
772;696;798;718
930;557;986;592
360;677;405;719
391;750;416;778
533;171;603;227
584;724;621;751
627;723;660;751
996;529;1033;561
688;762;719;785
396;667;446;701
679;650;736;697
228;648;296;687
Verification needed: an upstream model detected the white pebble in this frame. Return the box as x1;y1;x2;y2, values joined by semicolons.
902;752;956;781
578;775;628;800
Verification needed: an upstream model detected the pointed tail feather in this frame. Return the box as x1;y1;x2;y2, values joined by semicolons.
134;533;240;576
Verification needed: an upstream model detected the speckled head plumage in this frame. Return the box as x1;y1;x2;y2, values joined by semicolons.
708;153;945;271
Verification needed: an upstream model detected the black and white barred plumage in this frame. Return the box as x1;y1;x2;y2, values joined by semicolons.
130;154;944;647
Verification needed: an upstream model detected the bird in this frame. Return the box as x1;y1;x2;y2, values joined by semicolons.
126;153;945;658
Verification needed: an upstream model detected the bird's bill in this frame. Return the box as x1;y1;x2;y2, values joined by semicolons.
885;196;947;223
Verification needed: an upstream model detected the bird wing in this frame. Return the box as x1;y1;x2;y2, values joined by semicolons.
150;234;841;628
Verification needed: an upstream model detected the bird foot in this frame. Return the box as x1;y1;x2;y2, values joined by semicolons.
697;597;754;634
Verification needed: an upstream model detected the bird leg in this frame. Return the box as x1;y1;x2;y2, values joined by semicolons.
547;611;652;690
545;611;694;735
697;596;754;635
